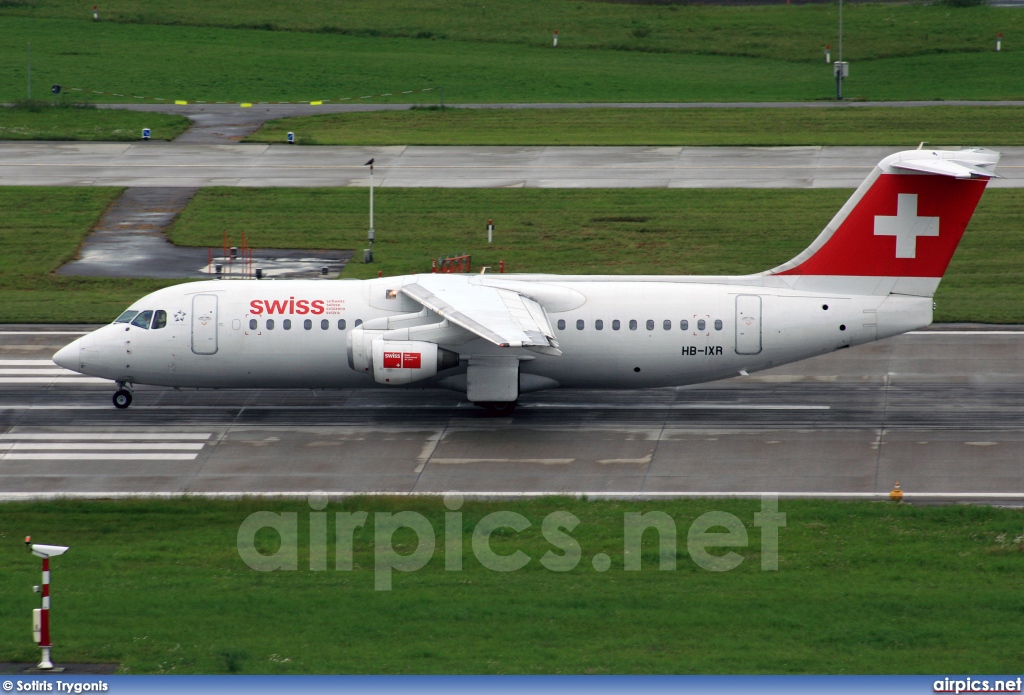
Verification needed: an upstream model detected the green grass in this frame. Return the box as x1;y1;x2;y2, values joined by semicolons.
2;0;1017;64
2;186;1020;324
0;103;190;141
0;187;179;323
0;12;1022;105
249;106;1024;146
2;498;1023;673
170;187;1024;324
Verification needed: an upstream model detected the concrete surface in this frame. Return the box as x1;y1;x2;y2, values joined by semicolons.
0;327;1021;500
3;143;1021;189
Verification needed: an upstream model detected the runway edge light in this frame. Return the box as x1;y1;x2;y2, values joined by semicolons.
889;482;903;503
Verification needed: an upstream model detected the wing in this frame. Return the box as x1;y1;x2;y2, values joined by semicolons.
401;276;562;355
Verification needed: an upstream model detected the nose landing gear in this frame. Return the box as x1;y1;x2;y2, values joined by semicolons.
113;382;133;409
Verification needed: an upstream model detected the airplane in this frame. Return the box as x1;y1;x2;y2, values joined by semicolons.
53;148;1000;414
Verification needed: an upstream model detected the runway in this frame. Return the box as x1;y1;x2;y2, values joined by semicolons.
2;143;1022;188
1;327;1021;500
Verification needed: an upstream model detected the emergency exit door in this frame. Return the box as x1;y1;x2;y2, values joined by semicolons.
191;294;218;355
735;295;762;355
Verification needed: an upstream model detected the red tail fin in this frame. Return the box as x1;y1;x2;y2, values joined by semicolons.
769;148;999;296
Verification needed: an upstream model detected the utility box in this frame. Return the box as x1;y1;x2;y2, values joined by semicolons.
32;608;41;643
833;61;849;78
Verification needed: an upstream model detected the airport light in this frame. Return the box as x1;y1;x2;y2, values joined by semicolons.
25;536;70;671
365;158;375;263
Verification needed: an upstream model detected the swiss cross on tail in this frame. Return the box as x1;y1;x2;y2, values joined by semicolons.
771;149;999;281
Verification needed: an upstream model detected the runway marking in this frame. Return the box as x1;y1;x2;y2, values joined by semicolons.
0;442;205;450
0;331;88;335
1;453;198;460
0;432;212;462
0;377;111;384
0;403;829;411
0;369;82;375
2;491;1024;501
430;458;575;465
0;433;212;440
0;360;60;366
907;331;1024;335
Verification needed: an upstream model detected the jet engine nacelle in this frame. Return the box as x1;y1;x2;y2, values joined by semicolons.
371;339;460;385
347;326;380;373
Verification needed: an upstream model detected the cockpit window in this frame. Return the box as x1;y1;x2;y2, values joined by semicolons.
131;310;154;329
152;310;167;329
114;310;139;324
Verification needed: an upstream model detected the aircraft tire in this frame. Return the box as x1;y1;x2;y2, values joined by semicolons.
113;390;133;409
480;401;517;415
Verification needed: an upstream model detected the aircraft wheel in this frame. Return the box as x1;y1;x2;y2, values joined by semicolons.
113;389;133;409
481;401;517;415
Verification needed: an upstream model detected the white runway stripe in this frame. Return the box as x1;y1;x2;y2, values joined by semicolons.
0;360;60;366
0;442;206;450
0;431;212;462
0;377;111;384
2;453;199;460
1;433;211;440
0;369;81;375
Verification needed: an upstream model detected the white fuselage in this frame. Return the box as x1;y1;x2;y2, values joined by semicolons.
57;274;932;394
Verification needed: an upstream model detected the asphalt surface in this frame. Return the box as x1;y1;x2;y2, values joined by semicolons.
1;327;1021;501
3;143;1022;188
95;101;1024;145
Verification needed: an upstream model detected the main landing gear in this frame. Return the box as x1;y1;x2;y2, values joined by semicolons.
477;401;517;415
113;382;133;409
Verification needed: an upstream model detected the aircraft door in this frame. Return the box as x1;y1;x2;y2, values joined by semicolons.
191;294;218;355
735;295;762;355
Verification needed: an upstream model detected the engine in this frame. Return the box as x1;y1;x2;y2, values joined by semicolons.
348;331;459;385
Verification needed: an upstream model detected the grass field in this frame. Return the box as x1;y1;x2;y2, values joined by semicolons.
2;498;1023;674
249;106;1024;146
170;187;1024;324
1;1;1016;63
0;186;1020;324
0;188;179;323
0;11;1021;105
0;103;190;141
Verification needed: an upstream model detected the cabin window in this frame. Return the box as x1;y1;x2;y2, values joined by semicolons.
646;320;654;331
131;310;153;329
680;319;689;330
321;319;329;330
557;319;566;330
304;319;312;330
663;320;671;331
595;319;604;331
576;319;585;330
385;289;398;299
612;320;620;331
715;319;723;331
338;319;347;330
629;319;637;331
152;310;167;329
266;319;275;330
114;310;138;324
354;319;362;327
249;319;257;330
283;319;292;330
697;319;706;331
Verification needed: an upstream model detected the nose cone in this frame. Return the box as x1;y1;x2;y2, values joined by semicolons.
53;339;82;371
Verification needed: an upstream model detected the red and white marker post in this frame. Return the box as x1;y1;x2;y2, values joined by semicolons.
996;32;1002;52
92;5;99;21
487;219;494;244
26;537;70;670
825;44;831;63
553;30;558;47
